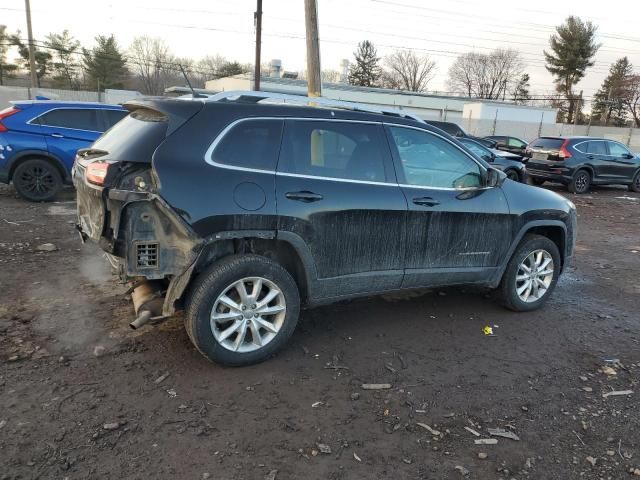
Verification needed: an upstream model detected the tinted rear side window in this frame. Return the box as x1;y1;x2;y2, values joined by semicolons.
279;120;388;182
38;108;100;131
529;138;563;150
212;119;283;170
104;109;128;129
583;141;607;155
91;108;168;162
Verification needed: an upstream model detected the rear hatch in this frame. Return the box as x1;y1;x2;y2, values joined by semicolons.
525;137;568;171
74;98;203;245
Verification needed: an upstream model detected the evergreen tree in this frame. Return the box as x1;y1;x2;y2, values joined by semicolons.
215;61;246;79
0;25;18;85
591;57;632;126
12;33;52;87
45;30;81;88
83;35;128;90
512;73;531;104
348;40;381;87
544;16;600;123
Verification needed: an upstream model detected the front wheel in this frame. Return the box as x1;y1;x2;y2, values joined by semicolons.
185;254;300;366
529;177;546;186
498;234;561;312
13;158;63;202
629;170;640;193
505;169;521;182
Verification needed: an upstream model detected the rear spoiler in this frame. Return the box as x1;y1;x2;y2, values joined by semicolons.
123;97;204;136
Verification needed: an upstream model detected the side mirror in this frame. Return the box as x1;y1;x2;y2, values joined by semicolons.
623;153;634;159
482;154;494;163
486;167;505;187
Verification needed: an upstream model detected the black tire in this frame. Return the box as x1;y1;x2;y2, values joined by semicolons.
185;254;300;366
505;169;520;182
13;158;63;202
498;234;561;312
530;177;546;186
568;169;591;194
629;170;640;193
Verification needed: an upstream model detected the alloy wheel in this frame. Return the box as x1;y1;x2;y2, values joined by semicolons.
210;277;286;353
16;164;56;199
515;249;554;303
574;172;589;193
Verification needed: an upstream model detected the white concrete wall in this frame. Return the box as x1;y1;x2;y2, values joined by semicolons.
463;102;557;123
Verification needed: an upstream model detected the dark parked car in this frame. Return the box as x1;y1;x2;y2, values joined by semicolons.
485;135;528;156
424;120;495;147
458;137;527;182
0;101;127;201
74;91;577;366
525;136;640;193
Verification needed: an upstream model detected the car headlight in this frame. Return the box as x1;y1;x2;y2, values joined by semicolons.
566;200;576;210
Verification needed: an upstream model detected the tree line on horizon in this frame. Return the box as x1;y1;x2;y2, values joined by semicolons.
1;16;639;126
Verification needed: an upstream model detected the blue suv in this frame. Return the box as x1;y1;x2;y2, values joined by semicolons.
0;101;127;201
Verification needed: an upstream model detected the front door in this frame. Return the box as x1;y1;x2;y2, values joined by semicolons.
276;119;407;299
385;125;512;288
36;108;101;170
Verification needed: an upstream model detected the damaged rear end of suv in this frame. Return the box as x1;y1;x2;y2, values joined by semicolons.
74;99;204;330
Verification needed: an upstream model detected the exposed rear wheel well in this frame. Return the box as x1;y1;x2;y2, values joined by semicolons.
524;226;565;266
194;238;309;302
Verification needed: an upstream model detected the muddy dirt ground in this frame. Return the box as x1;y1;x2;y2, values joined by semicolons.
1;183;639;480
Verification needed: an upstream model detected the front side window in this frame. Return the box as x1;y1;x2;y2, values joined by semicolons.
389;126;483;189
37;108;100;131
507;137;526;147
212;119;283;170
607;141;631;157
279;120;387;182
460;139;492;160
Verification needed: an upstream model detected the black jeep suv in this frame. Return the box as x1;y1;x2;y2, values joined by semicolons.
74;92;577;366
525;136;640;194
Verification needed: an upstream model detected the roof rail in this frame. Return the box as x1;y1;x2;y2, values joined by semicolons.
205;90;425;123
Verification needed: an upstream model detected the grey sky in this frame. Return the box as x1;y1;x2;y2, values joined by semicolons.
3;0;640;99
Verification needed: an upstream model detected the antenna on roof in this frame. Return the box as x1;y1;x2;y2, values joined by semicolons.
179;64;205;99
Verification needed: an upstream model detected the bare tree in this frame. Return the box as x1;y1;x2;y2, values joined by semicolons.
448;49;524;99
128;36;176;95
621;74;640;127
321;69;340;83
383;50;436;92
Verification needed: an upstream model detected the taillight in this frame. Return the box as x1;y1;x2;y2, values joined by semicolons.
0;106;20;132
86;161;113;185
559;140;572;159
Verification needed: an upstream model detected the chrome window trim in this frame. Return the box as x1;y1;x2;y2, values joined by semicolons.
573;139;608;155
27;106;125;133
203;116;489;192
573;139;632;157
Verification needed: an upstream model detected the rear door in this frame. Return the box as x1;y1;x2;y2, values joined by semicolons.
385;124;512;288
577;140;610;180
35;108;102;170
275;119;407;298
606;141;638;181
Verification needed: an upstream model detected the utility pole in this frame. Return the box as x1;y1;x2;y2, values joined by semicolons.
253;0;262;91
24;0;38;89
304;0;321;97
573;90;583;127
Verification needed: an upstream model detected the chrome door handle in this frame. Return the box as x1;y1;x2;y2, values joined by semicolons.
413;197;440;207
285;191;324;203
